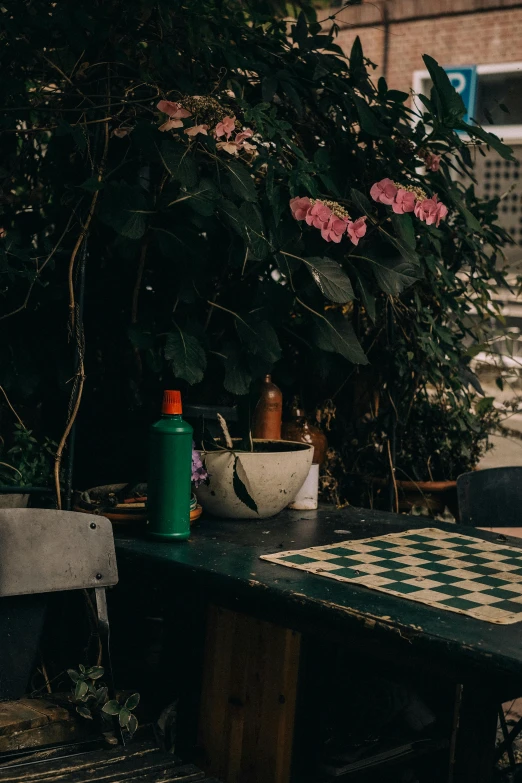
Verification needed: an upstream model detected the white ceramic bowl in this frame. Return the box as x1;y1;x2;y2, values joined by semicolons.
195;439;313;519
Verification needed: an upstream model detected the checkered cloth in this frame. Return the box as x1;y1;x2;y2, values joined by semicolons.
261;527;522;624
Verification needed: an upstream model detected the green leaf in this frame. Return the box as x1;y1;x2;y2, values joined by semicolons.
119;707;131;728
236;318;281;363
262;75;278;103
96;686;109;704
457;203;482;232
457;122;515;161
422;54;466;122
219;199;244;237
365;255;421;295
226;160;257;202
86;666;105;680
102;700;121;716
302;257;354;303
127;714;138;736
353;97;390;138
233;455;258;514
355;276;376;324
76;705;93;720
349;36;364;73
80;176;104;192
239;203;269;259
160;141;198;188
75;680;88;701
390;213;416;250
222;345;251;396
350;188;373;217
68;669;80;683
187;178;218;216
121;211;147;240
125;693;140;710
386;90;409;103
313;314;368;365
128;324;154;350
100;182;148;239
165;329;206;385
292;11;308;47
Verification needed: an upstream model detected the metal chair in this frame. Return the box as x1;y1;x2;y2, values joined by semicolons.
457;466;522;529
457;468;522;771
0;508;218;783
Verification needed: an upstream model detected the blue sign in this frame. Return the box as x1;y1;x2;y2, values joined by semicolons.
444;66;477;123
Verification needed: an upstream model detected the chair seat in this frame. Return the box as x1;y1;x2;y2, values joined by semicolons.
0;698;93;753
0;739;220;782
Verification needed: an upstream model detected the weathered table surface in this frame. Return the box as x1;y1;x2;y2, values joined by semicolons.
115;504;522;687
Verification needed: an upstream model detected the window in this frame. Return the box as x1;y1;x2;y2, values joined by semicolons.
412;63;522;141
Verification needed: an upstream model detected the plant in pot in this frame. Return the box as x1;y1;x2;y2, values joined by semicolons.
0;0;514;512
194;413;314;519
341;393;500;518
0;423;56;508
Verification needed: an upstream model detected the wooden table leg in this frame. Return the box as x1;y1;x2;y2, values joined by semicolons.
197;605;301;783
451;684;498;783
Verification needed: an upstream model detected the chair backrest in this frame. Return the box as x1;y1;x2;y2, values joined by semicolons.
457;467;522;527
0;509;118;598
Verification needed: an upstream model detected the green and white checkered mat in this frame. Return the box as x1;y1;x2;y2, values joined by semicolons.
261;528;522;624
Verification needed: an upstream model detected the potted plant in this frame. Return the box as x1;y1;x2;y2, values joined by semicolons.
0;423;56;508
0;0;514;509
338;394;500;518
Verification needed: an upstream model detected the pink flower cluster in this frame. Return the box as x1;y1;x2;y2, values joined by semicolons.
214;116;255;156
370;178;448;227
290;197;367;246
157;100;192;131
156;101;255;155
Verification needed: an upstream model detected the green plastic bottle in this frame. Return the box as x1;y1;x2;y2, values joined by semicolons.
147;390;193;540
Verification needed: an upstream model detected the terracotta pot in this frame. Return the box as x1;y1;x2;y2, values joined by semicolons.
371;477;459;519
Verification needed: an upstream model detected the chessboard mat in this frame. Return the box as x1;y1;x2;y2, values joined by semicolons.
260;527;522;624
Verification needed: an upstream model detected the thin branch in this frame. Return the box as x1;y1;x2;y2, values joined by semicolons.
131;236;149;324
387;439;399;514
54;109;110;508
0;386;25;428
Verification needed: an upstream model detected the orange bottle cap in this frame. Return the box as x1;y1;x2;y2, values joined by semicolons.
162;390;182;415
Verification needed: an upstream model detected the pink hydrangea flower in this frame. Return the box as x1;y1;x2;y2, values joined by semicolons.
159;118;184;132
346;216;367;246
425;153;441;172
216;128;255;155
414;197;441;225
370;178;398;205
306;201;332;229
157;100;192;119
185;124;209;137
392;189;416;214
214;115;236;140
321;215;349;243
235;129;253;144
289;197;312;221
434;200;448;227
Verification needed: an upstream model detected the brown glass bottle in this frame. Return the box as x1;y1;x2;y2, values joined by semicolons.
282;399;327;465
252;375;282;440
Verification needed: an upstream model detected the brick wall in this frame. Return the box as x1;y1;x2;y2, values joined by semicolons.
331;0;522;90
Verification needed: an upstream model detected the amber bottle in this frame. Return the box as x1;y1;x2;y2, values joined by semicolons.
252;375;282;440
281;399;327;465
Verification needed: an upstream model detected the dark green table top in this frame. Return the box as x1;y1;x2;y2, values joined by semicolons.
115;505;522;688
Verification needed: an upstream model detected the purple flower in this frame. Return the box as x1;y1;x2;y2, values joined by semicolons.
192;443;209;487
